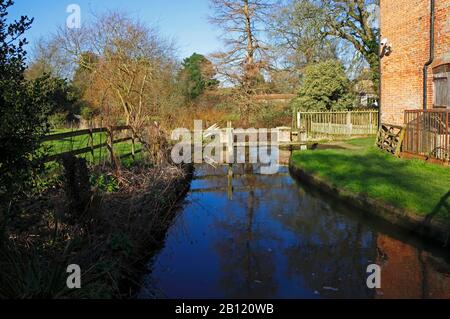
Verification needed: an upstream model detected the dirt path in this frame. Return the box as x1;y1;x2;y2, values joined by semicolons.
316;141;363;151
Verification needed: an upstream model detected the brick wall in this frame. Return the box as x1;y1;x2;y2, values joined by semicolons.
380;0;450;125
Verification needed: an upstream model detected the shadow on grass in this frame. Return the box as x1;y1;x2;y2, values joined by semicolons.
424;191;450;224
292;150;450;219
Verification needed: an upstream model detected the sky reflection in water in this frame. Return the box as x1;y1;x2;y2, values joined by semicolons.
140;163;450;299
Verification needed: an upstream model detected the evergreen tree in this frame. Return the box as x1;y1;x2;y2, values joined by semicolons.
296;60;354;111
179;53;219;100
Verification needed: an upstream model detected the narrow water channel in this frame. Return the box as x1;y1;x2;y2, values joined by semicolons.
140;152;450;299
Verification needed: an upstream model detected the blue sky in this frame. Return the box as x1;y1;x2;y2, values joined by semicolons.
9;0;222;60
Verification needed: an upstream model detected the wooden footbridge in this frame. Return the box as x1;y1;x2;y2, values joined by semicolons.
198;122;306;147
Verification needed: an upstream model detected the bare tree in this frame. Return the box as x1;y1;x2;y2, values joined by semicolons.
209;0;274;87
25;36;73;80
55;12;181;130
270;0;380;95
267;0;338;69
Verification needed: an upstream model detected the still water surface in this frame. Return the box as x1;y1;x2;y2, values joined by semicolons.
140;159;450;299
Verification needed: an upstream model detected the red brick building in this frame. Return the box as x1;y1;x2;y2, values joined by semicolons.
380;0;450;125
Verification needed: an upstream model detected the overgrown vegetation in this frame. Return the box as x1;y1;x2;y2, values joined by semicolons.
0;1;194;299
0;159;192;298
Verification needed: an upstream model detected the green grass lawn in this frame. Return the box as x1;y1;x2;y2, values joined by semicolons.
42;128;143;166
291;137;450;222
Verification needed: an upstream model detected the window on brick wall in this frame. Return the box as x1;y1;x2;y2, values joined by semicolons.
433;64;450;109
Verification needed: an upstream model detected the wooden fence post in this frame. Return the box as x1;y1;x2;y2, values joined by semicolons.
131;127;136;161
346;111;352;135
107;126;116;168
328;112;332;133
226;121;234;164
227;164;233;200
292;108;296;130
88;127;94;162
300;130;308;151
395;127;406;157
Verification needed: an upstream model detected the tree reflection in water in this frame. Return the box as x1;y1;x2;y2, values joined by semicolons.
212;163;377;298
273;186;377;298
213;163;278;298
140;163;450;299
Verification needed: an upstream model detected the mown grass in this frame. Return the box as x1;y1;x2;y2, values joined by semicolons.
291;137;450;222
42;128;143;167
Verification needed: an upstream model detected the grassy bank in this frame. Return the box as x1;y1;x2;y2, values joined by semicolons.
291;138;450;223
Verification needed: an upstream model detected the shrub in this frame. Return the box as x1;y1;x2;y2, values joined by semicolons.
48;113;67;129
0;1;57;238
90;173;119;193
295;60;354;111
251;103;291;127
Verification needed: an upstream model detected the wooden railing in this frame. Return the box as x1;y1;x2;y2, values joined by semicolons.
295;110;379;138
403;109;450;163
41;126;142;164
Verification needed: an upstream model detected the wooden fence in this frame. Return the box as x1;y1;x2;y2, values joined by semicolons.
403;109;449;163
294;110;379;139
41;125;142;164
376;123;405;157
